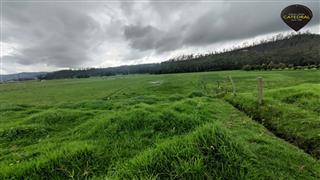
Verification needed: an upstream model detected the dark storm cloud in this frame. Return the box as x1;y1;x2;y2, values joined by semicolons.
123;1;319;53
124;24;162;50
182;2;319;46
2;0;319;73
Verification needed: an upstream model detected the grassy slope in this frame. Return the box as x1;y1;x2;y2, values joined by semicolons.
0;70;319;179
225;83;320;158
112;99;320;179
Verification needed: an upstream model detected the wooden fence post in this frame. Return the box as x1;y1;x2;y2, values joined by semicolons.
257;77;263;105
228;76;236;96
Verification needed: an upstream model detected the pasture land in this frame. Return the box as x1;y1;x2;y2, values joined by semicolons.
0;70;319;179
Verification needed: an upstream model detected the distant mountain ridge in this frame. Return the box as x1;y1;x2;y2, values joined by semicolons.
1;72;47;82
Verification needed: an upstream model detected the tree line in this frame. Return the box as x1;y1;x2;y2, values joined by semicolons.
41;33;320;80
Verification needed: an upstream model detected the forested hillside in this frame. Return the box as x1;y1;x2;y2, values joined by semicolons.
42;33;320;80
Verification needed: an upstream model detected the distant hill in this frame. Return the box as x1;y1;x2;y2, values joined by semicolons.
39;33;320;80
157;33;320;73
1;72;47;82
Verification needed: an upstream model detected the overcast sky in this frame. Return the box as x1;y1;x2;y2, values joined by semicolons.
1;0;319;74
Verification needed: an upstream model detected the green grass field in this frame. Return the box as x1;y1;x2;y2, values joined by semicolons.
1;70;320;179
